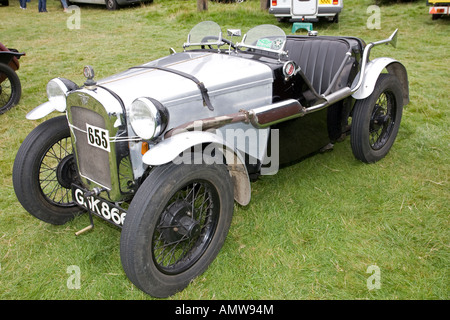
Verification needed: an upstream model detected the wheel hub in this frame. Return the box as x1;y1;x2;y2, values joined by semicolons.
56;154;77;189
371;105;390;130
160;200;200;243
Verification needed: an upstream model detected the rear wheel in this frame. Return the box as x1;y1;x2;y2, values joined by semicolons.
13;116;83;225
350;74;403;163
120;157;234;297
105;0;119;10
0;63;21;114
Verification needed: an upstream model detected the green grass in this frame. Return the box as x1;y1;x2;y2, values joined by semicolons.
0;0;448;300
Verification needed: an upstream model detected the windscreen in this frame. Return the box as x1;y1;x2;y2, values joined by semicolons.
237;24;287;54
184;21;224;48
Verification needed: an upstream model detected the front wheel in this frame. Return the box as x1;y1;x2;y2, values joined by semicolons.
0;63;21;115
13;116;83;225
350;74;403;163
120;157;234;298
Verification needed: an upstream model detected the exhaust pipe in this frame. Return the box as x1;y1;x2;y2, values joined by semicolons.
166;88;353;136
249;99;303;128
249;86;353;129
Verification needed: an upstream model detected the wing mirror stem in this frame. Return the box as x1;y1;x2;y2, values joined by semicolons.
227;29;241;54
371;29;398;48
351;29;399;93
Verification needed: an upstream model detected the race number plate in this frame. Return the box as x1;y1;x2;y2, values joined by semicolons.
72;185;126;228
86;123;110;152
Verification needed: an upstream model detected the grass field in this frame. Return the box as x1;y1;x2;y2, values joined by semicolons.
0;0;448;300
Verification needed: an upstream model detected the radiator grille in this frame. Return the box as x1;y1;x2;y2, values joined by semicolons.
70;106;112;189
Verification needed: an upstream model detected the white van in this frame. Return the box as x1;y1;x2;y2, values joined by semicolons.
269;0;343;23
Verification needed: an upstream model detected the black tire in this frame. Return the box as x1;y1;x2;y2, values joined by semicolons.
333;13;339;23
432;14;441;20
351;74;403;163
120;157;234;298
0;63;21;115
105;0;119;10
13;116;83;225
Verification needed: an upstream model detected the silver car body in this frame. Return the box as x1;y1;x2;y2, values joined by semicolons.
64;50;274;204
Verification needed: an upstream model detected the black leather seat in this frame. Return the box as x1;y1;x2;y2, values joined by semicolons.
285;36;359;96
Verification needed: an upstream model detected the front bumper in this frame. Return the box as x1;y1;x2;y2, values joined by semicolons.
269;5;342;17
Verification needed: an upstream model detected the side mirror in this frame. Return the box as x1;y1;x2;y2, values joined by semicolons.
388;29;398;48
227;29;241;37
372;29;398;48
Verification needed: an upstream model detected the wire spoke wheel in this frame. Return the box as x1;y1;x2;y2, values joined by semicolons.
350;74;403;163
0;63;21;114
38;136;76;207
13;116;82;225
153;180;219;274
369;91;396;150
120;157;234;298
0;76;12;105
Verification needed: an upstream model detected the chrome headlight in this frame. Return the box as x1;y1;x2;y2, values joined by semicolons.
46;78;76;112
129;97;169;140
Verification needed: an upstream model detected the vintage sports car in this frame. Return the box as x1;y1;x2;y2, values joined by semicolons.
13;21;408;297
0;42;25;114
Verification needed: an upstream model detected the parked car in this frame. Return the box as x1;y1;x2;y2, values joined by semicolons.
427;0;450;20
270;0;343;23
68;0;152;10
0;42;25;114
13;21;408;297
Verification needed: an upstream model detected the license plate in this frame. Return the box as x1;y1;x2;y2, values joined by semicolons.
72;185;126;228
86;123;110;152
319;0;332;4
